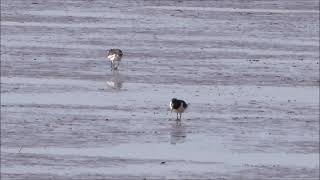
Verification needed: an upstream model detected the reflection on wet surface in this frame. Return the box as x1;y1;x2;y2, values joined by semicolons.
106;71;123;90
170;122;187;145
1;0;319;178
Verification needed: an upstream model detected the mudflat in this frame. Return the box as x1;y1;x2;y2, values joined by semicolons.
1;0;319;179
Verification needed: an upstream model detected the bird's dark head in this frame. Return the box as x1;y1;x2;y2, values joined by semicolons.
171;98;178;104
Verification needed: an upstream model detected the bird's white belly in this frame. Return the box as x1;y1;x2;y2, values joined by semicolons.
176;106;185;113
170;103;185;113
108;54;121;61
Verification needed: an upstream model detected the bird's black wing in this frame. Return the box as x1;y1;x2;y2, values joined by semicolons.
182;101;188;109
118;50;123;57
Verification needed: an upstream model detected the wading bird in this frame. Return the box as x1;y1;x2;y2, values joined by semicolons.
107;49;123;71
170;98;188;120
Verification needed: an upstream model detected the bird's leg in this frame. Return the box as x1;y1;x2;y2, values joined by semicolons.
113;61;118;71
114;61;119;70
179;113;182;120
110;61;113;71
113;62;116;70
176;113;179;120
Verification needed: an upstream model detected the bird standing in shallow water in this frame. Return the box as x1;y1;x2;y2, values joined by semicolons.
107;49;123;71
170;98;188;120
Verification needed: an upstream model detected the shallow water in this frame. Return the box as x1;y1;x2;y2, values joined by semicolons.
1;0;319;179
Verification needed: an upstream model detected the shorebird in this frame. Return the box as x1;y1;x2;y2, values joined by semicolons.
170;98;188;120
107;49;123;71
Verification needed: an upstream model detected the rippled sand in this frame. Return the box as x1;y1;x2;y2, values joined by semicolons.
1;0;319;179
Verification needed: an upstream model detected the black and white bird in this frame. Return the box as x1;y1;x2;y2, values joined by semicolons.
107;49;123;71
170;98;188;120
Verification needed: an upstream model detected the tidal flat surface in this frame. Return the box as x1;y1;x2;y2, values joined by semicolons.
1;0;319;179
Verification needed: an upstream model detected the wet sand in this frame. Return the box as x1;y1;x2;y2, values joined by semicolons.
1;0;319;179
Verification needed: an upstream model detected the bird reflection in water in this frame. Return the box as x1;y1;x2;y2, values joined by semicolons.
170;123;187;145
107;71;123;90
